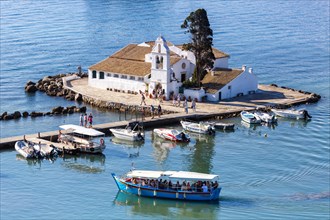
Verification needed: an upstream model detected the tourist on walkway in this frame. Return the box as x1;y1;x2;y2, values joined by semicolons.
172;95;177;106
158;104;162;117
140;90;146;105
150;105;155;119
84;113;88;127
191;99;196;112
88;113;93;128
184;100;188;114
79;114;84;126
177;94;181;107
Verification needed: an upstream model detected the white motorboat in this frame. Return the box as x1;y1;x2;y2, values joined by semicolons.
153;128;190;142
110;121;144;141
271;109;312;120
240;111;261;124
15;141;37;159
58;124;106;154
180;121;215;134
254;111;277;123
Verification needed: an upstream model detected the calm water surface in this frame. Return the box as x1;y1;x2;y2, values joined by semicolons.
0;0;329;219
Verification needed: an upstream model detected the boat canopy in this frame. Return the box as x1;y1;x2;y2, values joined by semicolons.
126;170;219;182
59;124;105;136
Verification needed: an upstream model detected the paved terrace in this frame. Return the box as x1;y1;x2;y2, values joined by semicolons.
68;78;313;114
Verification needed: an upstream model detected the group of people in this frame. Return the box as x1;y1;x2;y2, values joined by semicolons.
173;94;196;114
79;113;93;128
129;178;218;192
150;104;162;119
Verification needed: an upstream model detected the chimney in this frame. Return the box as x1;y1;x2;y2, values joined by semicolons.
242;65;246;71
249;68;253;74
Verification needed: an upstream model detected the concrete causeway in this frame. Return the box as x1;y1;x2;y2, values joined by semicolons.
0;78;319;150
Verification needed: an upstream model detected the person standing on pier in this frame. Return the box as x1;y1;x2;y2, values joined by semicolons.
177;94;181;107
158;104;162;117
184;100;188;114
79;114;84;126
140;90;146;106
191;99;196;112
150;105;155;119
88;113;93;128
84;113;88;127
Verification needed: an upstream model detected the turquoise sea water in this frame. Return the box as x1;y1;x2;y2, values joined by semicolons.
0;0;329;219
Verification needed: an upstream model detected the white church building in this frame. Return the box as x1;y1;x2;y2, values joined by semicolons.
88;36;258;102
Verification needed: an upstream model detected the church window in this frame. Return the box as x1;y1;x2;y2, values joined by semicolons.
158;44;161;53
92;70;97;78
182;63;186;69
99;72;104;79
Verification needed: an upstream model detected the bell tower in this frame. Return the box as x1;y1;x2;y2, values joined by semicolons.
149;35;171;99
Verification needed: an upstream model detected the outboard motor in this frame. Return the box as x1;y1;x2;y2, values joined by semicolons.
303;110;312;119
137;133;144;141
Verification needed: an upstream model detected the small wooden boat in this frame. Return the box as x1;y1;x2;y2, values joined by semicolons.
212;122;235;131
112;170;221;201
180;121;215;134
254;111;277;123
271;109;312;120
110;121;144;141
58;124;106;154
240;111;261;124
15;141;37;159
153;128;190;142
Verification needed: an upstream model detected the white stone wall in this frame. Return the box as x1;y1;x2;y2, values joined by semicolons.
88;69;146;93
183;88;205;102
206;67;258;101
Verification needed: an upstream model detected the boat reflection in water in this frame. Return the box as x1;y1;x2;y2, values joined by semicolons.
16;154;43;166
111;137;143;158
60;153;106;173
114;191;219;219
151;134;189;163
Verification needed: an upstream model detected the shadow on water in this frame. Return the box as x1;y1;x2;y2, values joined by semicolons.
219;195;256;208
113;191;220;219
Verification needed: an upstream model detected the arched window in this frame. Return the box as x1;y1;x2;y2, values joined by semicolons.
156;56;160;69
158;44;161;53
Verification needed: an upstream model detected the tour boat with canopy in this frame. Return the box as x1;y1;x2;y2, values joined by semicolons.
112;170;221;201
58;124;106;154
153;128;190;142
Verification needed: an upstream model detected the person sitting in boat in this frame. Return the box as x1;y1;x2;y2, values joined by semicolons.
212;181;219;189
132;178;137;184
186;182;191;191
141;179;146;186
168;180;172;190
175;181;181;191
202;183;208;192
181;181;187;191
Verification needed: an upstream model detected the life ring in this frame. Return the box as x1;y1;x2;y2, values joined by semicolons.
100;138;104;145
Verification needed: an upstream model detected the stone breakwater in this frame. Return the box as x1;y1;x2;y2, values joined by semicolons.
24;72;88;101
24;73;176;117
0;106;87;121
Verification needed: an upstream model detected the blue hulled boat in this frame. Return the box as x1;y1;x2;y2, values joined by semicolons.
111;170;221;201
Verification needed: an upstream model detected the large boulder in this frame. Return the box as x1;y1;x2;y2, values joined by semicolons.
52;106;64;114
22;111;29;117
13;111;21;119
25;85;38;93
75;93;83;101
30;111;44;117
3;114;14;120
79;106;87;113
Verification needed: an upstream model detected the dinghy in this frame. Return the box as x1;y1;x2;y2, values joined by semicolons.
240;111;261;124
15;141;37;159
180;121;215;134
153;128;190;142
271;109;312;120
